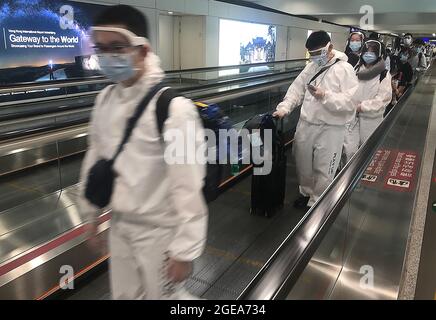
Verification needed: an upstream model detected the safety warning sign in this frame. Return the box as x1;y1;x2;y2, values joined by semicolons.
361;149;419;192
361;149;392;185
383;151;419;192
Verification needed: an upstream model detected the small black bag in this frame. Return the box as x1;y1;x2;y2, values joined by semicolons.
85;82;164;208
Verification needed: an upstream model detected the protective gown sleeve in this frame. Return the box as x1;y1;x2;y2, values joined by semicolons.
276;64;311;115
163;97;209;261
321;62;359;113
360;73;393;113
77;86;114;223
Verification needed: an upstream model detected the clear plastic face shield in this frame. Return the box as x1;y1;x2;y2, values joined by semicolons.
90;26;150;83
90;26;150;54
363;40;382;57
308;42;331;66
348;32;364;52
361;40;382;65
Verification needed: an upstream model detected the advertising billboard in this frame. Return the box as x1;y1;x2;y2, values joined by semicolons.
0;0;105;85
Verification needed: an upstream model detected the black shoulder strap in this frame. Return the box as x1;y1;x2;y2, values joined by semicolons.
156;87;181;135
112;82;164;161
380;69;388;82
308;58;340;85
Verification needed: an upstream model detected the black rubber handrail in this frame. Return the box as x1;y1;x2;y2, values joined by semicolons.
0;59;308;92
0;67;304;122
0;71;301;141
238;82;416;300
165;59;308;74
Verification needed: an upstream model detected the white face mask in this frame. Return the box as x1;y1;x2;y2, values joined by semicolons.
404;37;412;46
98;52;138;83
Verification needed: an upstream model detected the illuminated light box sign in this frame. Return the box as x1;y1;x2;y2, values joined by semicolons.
219;19;276;74
0;0;106;85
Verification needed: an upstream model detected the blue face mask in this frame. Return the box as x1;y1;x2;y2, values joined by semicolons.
362;52;378;65
349;41;362;52
98;53;137;83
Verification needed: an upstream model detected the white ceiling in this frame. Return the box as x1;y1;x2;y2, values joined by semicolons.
237;0;436;37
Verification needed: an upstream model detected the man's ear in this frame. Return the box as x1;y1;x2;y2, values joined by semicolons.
328;44;334;53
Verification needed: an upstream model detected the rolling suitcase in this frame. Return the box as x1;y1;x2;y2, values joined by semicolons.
244;113;286;217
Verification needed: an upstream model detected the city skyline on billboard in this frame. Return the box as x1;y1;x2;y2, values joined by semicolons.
0;0;105;84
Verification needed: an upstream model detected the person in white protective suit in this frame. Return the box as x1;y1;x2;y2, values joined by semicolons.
409;39;428;73
273;31;359;209
342;40;393;165
79;5;208;299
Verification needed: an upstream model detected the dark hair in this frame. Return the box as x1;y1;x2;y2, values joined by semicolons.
306;31;331;51
368;32;379;40
94;5;149;38
404;33;413;38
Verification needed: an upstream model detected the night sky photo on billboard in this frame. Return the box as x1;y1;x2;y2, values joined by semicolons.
0;0;106;85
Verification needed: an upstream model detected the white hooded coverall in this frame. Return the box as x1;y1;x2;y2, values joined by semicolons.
79;52;208;299
276;50;359;207
343;65;392;164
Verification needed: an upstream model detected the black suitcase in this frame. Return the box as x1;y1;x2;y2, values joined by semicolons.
244;114;287;217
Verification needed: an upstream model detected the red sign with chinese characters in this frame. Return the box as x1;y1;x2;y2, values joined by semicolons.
361;149;420;192
383;151;419;192
361;149;393;186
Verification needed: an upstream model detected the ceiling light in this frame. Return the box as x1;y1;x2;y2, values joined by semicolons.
433;33;436;37
168;11;174;15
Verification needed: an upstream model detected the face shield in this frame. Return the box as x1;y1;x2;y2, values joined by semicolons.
361;40;382;65
349;32;364;52
90;26;150;53
90;26;150;82
308;42;331;67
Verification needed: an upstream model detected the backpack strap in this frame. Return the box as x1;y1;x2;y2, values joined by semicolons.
112;82;164;160
379;69;388;82
308;58;340;85
155;87;180;136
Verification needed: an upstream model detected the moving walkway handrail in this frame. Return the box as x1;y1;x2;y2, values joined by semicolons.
165;58;309;75
238;85;415;300
0;59;308;94
0;74;299;142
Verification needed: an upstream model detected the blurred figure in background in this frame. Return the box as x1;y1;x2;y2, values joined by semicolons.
410;39;428;73
392;46;414;102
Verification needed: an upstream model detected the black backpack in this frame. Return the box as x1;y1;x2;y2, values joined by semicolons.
155;89;233;202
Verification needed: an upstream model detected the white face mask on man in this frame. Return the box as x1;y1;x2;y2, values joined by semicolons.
98;52;138;83
91;26;149;83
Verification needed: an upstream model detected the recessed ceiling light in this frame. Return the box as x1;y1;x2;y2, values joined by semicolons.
168;11;174;15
